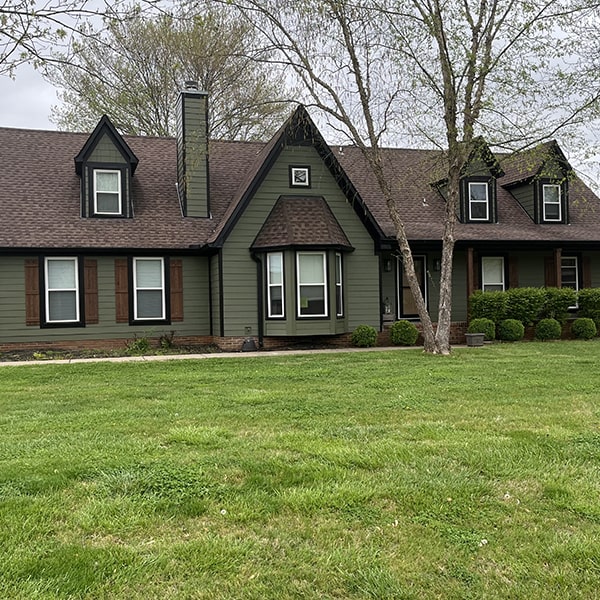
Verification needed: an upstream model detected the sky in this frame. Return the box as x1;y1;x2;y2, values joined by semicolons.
0;65;58;130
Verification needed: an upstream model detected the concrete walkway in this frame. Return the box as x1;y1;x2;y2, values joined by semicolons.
0;345;433;367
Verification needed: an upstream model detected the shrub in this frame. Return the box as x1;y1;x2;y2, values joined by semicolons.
390;320;419;346
469;290;506;324
504;287;546;325
351;325;378;347
540;287;577;324
497;319;525;342
467;318;496;341
578;288;600;327
535;318;562;341
126;334;152;354
571;318;597;340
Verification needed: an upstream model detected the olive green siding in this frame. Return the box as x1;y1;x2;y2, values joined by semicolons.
89;133;129;164
510;184;535;220
209;254;222;336
177;92;209;218
0;255;209;344
219;144;380;337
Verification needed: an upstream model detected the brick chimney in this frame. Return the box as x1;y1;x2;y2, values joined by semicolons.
177;81;209;217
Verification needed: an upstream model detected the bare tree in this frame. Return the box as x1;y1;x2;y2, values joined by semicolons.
46;4;291;139
217;0;600;354
0;0;163;76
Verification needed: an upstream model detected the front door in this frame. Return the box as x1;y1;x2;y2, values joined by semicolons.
398;256;426;318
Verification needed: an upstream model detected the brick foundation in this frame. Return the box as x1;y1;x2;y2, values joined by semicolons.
0;322;473;355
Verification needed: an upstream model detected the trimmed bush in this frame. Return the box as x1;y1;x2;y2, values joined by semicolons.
578;288;600;327
535;318;562;341
540;287;577;324
390;320;420;346
351;324;378;347
571;317;597;340
504;287;546;326
469;290;506;324
467;318;496;341
497;319;525;342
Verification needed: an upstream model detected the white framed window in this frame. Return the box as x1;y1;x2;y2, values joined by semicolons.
469;182;489;221
297;252;327;317
481;257;505;292
289;166;311;187
561;256;579;290
133;258;165;320
267;252;284;318
335;252;343;317
94;169;122;215
543;184;561;221
45;257;80;323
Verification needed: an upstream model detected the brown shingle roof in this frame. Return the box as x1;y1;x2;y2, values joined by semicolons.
1;124;599;252
252;196;353;250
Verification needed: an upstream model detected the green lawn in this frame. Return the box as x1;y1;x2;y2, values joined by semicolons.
1;342;600;599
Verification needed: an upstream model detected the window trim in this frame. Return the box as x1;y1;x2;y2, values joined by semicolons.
335;252;344;317
132;257;167;322
542;183;562;222
266;252;285;319
481;256;506;292
93;168;122;216
43;257;82;326
289;165;311;188
296;251;328;318
468;181;490;221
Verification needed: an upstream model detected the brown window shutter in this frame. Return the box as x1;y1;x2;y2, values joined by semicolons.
25;259;40;326
583;256;592;289
115;258;129;323
84;259;99;324
508;256;518;289
170;259;184;322
544;256;557;287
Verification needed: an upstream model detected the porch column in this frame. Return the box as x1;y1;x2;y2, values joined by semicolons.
554;247;562;288
467;247;476;299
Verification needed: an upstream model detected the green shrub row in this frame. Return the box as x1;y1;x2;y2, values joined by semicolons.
470;287;580;326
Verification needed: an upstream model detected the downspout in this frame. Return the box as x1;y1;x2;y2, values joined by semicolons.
251;252;264;348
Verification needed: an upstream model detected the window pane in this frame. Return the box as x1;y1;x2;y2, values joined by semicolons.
484;258;503;282
269;287;283;316
96;171;119;192
470;183;488;201
136;260;163;288
48;291;77;321
269;253;282;285
48;259;76;288
299;285;325;315
470;201;488;220
298;254;324;283
96;192;120;214
136;290;163;319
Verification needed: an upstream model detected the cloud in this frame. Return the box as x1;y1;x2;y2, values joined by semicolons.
0;64;57;130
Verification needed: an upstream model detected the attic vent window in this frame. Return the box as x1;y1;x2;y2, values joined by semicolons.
289;166;311;188
94;169;122;215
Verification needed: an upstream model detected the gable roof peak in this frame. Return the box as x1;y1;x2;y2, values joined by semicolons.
74;114;139;175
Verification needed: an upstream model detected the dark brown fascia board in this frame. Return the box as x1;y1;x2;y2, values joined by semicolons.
0;246;211;256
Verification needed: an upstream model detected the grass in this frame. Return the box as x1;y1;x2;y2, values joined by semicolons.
1;341;600;599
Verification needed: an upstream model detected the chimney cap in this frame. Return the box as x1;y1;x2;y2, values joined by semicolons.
184;80;199;91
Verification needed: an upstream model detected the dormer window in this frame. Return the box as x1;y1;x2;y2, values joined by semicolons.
94;169;122;215
542;184;561;221
75;115;138;219
459;177;497;223
469;182;489;221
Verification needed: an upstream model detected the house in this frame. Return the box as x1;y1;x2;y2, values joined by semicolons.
1;85;599;352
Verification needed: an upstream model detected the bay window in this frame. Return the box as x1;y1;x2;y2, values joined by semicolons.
297;252;327;317
267;252;284;318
